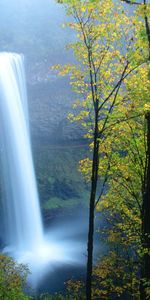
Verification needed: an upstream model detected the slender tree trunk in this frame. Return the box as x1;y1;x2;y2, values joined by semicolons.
140;2;150;298
141;113;150;299
144;0;150;60
86;105;99;300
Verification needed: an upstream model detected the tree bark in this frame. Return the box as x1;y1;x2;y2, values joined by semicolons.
140;1;150;298
86;105;99;300
141;113;150;299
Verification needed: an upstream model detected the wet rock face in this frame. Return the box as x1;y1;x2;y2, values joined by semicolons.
0;0;82;142
27;63;84;142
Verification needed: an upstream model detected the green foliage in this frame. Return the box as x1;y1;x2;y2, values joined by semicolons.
38;294;78;300
0;254;30;300
55;0;150;297
93;249;140;299
66;280;85;299
33;143;90;209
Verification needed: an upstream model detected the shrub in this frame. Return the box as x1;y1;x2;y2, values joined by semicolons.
0;254;30;300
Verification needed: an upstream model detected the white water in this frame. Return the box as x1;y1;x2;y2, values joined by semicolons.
0;52;43;251
0;52;86;288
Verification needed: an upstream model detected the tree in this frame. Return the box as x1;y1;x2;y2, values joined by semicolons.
80;62;149;298
54;0;144;299
118;1;150;298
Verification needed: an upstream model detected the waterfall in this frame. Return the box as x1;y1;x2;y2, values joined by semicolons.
0;53;85;288
0;52;43;252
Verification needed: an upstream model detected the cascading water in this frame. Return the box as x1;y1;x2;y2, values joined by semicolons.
0;52;43;252
0;52;86;289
